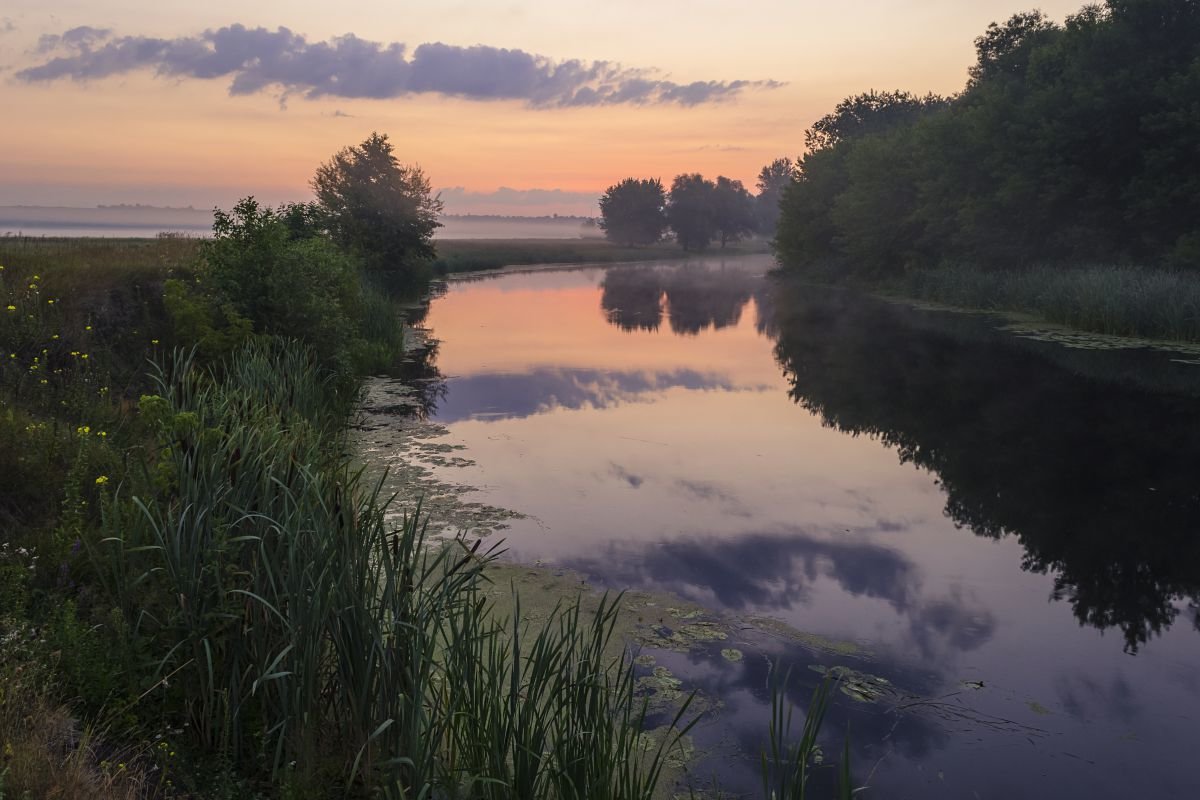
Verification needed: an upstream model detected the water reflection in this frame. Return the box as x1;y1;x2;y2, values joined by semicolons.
768;283;1200;651
566;529;997;661
433;367;741;423
600;262;757;335
380;258;1200;799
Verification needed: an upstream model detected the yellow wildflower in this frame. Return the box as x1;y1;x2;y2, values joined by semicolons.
95;476;109;486
5;305;14;312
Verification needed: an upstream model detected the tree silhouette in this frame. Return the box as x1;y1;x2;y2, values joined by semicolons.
598;178;668;246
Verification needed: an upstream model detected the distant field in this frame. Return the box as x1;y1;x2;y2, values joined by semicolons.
433;237;771;274
0;234;772;287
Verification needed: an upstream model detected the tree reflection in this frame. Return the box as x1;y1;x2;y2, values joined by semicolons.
600;262;757;336
768;282;1200;651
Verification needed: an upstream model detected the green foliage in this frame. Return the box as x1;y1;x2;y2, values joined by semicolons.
667;174;717;251
163;277;254;362
755;158;797;237
599;178;669;246
712;177;757;249
775;0;1200;278
312;132;443;282
167;197;405;373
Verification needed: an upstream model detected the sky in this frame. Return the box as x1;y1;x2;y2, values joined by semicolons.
0;0;1088;216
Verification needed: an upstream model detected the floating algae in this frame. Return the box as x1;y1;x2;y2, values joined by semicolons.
1002;322;1200;356
743;615;867;658
353;378;525;537
638;666;686;707
1027;700;1052;716
720;648;744;662
808;664;892;703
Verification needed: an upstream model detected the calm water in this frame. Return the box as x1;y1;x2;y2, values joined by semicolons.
367;255;1200;798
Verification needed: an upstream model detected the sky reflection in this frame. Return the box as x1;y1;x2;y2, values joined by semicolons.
383;257;1200;800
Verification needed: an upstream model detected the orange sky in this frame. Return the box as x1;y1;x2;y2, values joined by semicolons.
1;0;1089;213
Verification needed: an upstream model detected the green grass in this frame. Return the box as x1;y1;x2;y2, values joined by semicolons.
899;264;1200;343
433;237;770;274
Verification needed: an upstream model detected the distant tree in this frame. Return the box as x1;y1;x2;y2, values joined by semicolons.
755;158;797;237
667;174;717;251
711;176;757;248
312;132;443;278
598;178;668;246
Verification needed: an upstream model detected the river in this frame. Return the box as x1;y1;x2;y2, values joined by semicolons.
358;254;1200;799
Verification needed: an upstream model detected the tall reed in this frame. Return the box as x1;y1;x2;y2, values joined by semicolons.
902;264;1200;342
86;339;698;798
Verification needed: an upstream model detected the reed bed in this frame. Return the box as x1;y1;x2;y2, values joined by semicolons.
81;340;700;798
902;264;1200;342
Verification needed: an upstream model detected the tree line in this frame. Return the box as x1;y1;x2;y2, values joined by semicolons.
598;159;795;250
774;0;1200;278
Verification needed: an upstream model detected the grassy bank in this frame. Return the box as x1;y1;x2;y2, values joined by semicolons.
895;264;1200;344
433;237;770;274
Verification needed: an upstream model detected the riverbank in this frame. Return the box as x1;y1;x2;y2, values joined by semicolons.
780;259;1200;347
434;236;770;274
0;236;842;800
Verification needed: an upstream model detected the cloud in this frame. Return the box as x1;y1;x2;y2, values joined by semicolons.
17;23;782;108
36;25;110;52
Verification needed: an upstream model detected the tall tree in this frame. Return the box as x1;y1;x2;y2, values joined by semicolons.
754;158;797;237
711;176;757;248
805;90;948;153
667;174;717;251
598;178;668;246
312;132;443;277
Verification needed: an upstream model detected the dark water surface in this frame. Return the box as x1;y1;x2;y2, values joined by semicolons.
373;255;1200;798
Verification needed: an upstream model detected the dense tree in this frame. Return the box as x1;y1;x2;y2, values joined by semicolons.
754;158;797;237
666;174;716;251
775;0;1200;277
598;178;668;246
711;176;757;248
968;10;1058;84
312;132;443;279
804;90;949;152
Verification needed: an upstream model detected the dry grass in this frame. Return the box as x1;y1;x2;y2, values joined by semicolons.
0;627;153;800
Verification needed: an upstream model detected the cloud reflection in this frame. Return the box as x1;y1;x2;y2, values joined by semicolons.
433;366;747;423
566;527;997;659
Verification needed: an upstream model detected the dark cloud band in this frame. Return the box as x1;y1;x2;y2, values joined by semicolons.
18;24;782;107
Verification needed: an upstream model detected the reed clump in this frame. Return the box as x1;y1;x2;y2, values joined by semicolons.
902;264;1200;343
71;340;696;798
